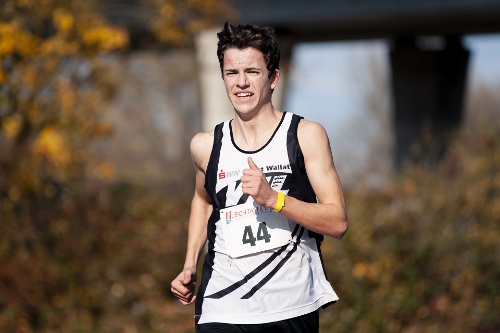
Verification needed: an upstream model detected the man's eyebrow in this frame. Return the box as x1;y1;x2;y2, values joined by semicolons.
223;67;262;73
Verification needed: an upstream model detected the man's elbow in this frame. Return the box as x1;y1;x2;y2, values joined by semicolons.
332;217;348;239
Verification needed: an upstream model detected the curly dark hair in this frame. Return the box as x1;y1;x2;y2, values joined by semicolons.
216;22;280;78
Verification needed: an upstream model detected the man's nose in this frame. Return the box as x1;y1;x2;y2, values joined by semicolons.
237;73;248;87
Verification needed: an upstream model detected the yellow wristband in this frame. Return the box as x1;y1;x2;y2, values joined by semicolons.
273;192;285;212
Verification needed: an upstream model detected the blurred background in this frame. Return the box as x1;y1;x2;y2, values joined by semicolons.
0;0;498;332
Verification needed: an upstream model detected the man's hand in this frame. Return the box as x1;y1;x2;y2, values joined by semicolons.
170;268;197;305
241;157;277;209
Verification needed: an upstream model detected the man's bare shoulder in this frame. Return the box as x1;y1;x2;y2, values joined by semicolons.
296;118;335;170
191;130;214;151
190;130;214;172
297;119;330;148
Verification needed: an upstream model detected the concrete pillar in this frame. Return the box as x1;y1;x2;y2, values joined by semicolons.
195;28;233;131
390;36;470;169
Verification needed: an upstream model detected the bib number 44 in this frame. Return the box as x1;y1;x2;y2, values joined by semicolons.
221;202;291;257
242;222;271;246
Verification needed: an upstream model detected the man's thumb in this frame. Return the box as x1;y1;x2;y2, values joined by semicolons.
248;157;260;170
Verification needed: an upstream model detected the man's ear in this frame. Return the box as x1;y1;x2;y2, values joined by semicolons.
271;69;280;90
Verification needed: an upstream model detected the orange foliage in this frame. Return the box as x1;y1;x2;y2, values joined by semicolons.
11;1;497;332
318;123;499;333
147;0;236;45
0;0;230;331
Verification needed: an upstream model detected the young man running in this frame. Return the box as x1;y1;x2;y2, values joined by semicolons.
171;22;348;333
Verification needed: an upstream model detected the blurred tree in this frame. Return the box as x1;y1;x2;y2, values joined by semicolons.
0;0;231;331
146;0;235;46
2;1;497;330
317;67;499;332
0;0;128;191
0;1;128;331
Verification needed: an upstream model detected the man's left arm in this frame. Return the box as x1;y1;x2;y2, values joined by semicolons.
240;120;348;238
285;119;348;238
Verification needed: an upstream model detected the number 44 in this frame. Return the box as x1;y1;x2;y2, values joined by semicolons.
242;222;271;246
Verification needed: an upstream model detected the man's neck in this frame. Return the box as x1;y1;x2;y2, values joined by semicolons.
232;107;283;151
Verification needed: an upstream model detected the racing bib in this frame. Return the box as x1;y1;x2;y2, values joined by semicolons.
220;200;292;258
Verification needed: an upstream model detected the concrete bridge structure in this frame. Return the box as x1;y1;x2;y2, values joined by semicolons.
198;0;500;168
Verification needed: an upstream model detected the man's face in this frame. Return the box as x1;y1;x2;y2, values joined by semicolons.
222;47;279;116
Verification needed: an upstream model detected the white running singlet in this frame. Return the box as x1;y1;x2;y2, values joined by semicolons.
195;112;338;324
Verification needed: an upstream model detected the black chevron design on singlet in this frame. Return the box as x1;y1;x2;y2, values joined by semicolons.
230;171;292;206
204;224;303;299
241;226;305;299
236;193;249;205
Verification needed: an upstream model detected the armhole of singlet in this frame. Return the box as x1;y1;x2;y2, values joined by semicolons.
204;122;225;203
290;114;306;171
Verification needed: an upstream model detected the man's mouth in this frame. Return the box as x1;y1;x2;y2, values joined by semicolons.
236;93;252;97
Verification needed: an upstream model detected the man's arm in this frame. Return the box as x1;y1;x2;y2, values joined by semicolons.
241;120;348;238
170;131;213;305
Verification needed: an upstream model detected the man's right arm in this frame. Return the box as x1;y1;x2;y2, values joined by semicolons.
170;131;213;305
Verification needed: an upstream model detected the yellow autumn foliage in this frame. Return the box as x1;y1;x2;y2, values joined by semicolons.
40;36;79;55
81;26;129;52
32;126;71;167
0;26;16;56
1;113;22;138
52;8;74;34
146;0;235;45
0;21;38;58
